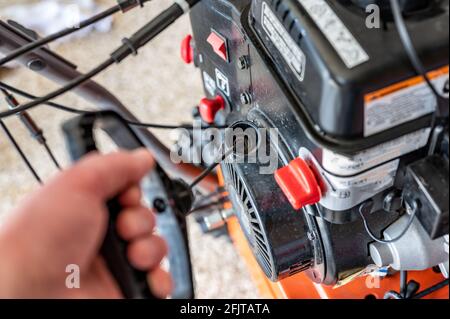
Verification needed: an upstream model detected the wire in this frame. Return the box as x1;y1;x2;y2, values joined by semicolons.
0;120;42;184
0;82;93;115
390;0;447;102
0;0;154;66
400;271;408;298
0;58;115;119
188;147;234;190
0;5;121;66
127;120;228;130
413;279;449;299
0;0;201;120
1;87;62;170
194;186;227;206
359;200;419;244
43;141;61;170
0;82;227;130
189;197;228;214
386;278;449;299
188;162;222;191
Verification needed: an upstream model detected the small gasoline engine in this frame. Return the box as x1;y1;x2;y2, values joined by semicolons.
183;0;449;294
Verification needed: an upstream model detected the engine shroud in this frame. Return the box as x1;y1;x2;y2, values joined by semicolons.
222;160;315;280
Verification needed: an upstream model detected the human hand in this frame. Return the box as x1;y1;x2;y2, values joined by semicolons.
0;150;172;298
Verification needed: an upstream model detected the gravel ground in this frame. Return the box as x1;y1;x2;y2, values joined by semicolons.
0;0;260;299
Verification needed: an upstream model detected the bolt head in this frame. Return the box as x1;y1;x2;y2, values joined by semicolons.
27;59;46;71
240;92;252;105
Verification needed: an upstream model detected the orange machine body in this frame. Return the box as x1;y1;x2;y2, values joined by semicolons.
218;169;449;299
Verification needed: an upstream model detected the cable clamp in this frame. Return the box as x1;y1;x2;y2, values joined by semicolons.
121;38;138;56
117;0;145;13
174;0;190;13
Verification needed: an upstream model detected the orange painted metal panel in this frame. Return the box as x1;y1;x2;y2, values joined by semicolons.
227;216;448;299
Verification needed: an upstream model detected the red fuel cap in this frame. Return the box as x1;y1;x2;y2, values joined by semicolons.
275;158;322;210
181;35;194;64
199;96;225;124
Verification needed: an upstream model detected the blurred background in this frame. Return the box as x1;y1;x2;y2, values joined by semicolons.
0;0;260;298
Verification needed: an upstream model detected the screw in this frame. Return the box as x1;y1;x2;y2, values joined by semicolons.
240;91;252;105
249;14;255;24
307;231;317;241
192;106;200;118
237;56;249;70
153;198;167;214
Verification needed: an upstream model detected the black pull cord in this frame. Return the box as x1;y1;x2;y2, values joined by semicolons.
188;147;234;191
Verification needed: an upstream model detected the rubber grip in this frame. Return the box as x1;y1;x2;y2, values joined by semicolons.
102;198;157;299
62;113;157;299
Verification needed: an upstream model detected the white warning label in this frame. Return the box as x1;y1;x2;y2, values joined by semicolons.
364;67;449;137
321;160;400;211
298;0;369;69
262;2;306;82
323;128;431;176
300;148;399;211
215;68;230;97
203;71;216;96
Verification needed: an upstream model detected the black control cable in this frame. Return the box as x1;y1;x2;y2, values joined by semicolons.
400;270;408;298
412;279;449;299
1;88;61;170
126;119;228;130
385;278;449;299
187;147;234;191
390;0;448;103
0;0;152;67
0;59;114;119
43;142;61;170
0;0;201;120
0;81;227;130
0;119;42;184
194;186;226;206
0;82;92;115
359;199;419;245
189;196;228;214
